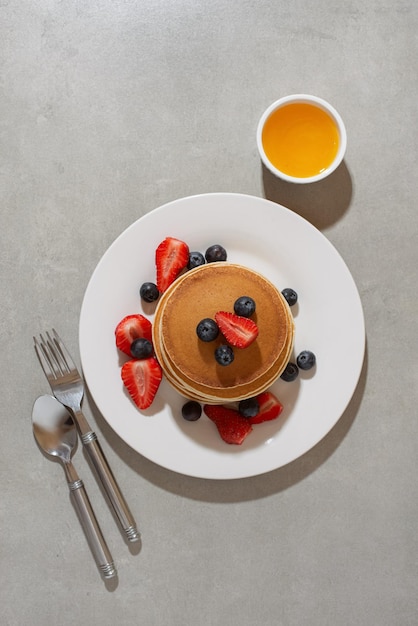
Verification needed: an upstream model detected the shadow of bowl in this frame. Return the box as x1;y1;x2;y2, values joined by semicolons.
262;159;353;230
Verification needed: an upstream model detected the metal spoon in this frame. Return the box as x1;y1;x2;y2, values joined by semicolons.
32;395;117;580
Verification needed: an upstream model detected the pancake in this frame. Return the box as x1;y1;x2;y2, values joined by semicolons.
152;263;294;403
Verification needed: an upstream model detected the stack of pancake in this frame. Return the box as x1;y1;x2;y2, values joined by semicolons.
152;263;294;404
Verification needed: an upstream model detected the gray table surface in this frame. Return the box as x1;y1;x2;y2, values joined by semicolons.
2;1;417;625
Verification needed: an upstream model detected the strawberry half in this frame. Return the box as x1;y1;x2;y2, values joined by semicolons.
215;311;259;348
249;391;283;424
121;357;162;410
115;314;153;356
155;237;189;293
203;404;253;445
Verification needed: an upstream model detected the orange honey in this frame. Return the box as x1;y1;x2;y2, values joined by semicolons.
262;102;339;178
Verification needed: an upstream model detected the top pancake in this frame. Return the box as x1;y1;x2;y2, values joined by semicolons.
153;263;293;393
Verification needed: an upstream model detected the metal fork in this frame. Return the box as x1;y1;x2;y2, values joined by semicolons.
34;329;140;543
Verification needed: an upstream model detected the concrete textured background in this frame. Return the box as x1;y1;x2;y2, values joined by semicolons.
1;1;418;625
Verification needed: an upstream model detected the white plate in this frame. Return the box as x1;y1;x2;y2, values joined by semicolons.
79;193;365;480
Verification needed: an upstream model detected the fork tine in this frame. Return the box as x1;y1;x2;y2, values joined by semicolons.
33;334;57;383
50;328;77;374
44;331;65;375
35;331;69;379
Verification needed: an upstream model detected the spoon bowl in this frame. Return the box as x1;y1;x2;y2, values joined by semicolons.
32;394;77;464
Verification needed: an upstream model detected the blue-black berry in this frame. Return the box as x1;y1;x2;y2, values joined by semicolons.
140;282;159;303
187;251;206;270
281;288;298;307
297;350;316;370
130;338;153;359
238;397;260;418
215;344;234;366
234;296;256;318
280;362;299;382
205;244;227;263
181;401;202;421
196;318;219;342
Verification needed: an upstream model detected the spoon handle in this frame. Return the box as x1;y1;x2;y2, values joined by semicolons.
66;464;117;580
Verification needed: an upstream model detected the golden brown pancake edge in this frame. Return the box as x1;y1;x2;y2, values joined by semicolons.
152;263;294;402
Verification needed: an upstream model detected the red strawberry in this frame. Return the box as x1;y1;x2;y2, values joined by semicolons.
115;314;153;356
121;357;162;409
155;237;189;293
249;391;283;424
214;311;259;348
203;404;253;445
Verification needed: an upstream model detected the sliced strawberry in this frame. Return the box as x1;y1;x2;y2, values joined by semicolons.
155;237;189;293
249;391;283;424
121;357;162;409
214;311;259;348
203;404;253;445
115;314;153;356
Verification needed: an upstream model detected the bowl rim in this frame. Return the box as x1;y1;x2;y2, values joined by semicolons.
256;93;347;184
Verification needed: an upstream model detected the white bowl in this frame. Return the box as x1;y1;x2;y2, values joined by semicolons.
256;94;347;184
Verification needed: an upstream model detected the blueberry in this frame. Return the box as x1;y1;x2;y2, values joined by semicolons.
196;318;219;342
281;288;298;307
234;296;256;318
280;362;299;382
140;282;159;303
205;244;227;263
130;338;153;359
238;397;260;418
215;344;234;366
187;251;206;270
181;401;202;421
296;350;316;371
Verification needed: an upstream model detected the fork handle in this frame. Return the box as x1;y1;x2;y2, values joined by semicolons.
79;426;140;543
64;464;117;580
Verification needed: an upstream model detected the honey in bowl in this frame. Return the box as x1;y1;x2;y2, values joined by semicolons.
261;101;340;179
